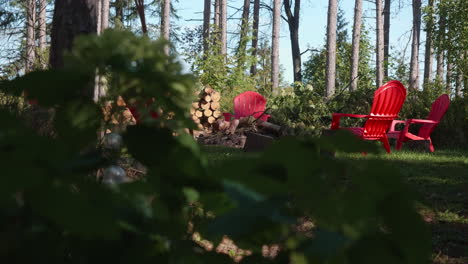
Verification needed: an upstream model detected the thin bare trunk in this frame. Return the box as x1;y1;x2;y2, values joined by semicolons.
97;0;102;34
383;0;390;79
375;0;384;88
326;0;338;97
455;56;463;97
101;0;109;31
446;56;452;94
284;0;302;83
236;0;250;71
271;0;281;90
250;0;260;76
409;0;421;90
161;0;171;55
220;0;227;55
26;0;36;73
38;0;46;69
435;8;446;83
423;0;434;90
214;0;220;27
94;0;102;102
203;0;211;55
350;0;363;91
135;0;147;34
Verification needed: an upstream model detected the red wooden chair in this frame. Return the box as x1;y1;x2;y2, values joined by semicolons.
223;91;270;121
330;80;407;153
387;94;450;152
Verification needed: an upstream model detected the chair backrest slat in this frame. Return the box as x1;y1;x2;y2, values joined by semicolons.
364;80;407;138
418;94;450;138
234;91;268;121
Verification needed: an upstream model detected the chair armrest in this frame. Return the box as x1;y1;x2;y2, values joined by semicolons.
407;119;438;124
331;113;369;129
397;118;439;140
388;120;405;132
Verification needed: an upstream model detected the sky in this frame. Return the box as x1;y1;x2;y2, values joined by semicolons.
174;0;417;84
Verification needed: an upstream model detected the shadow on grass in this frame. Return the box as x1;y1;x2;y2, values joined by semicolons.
201;145;468;263
341;150;468;263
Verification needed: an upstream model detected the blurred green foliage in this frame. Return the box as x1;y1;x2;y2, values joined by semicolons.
0;30;431;263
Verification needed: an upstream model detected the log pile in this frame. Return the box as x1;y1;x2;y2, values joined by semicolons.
197;115;284;149
190;86;222;131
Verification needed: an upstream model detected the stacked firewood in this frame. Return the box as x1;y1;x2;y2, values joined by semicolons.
190;86;222;130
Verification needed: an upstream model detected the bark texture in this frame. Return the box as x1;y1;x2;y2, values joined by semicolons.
383;0;390;78
350;0;363;91
237;0;250;70
284;0;302;83
250;0;260;76
101;0;109;31
409;0;421;90
38;0;46;68
203;0;211;55
219;0;227;55
50;0;98;100
325;0;338;97
435;6;446;83
26;0;36;73
135;0;147;34
214;0;220;27
271;0;281;90
375;0;384;88
161;0;171;55
423;0;434;90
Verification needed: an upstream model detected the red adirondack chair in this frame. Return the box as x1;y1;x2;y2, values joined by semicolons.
223;91;270;121
330;80;407;153
387;94;450;152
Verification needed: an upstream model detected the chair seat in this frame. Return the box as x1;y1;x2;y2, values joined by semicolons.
403;132;425;141
343;127;364;136
386;131;400;139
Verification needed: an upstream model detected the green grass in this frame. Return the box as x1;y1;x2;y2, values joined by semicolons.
201;145;468;264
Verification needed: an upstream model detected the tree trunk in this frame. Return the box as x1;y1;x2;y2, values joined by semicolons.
350;0;363;91
237;0;250;69
135;0;147;34
435;7;446;83
375;0;384;88
161;0;171;55
50;0;98;99
38;0;46;69
455;52;465;97
383;0;390;79
95;0;110;101
97;0;102;34
325;0;338;97
271;0;281;90
203;0;211;55
409;0;421;90
114;0;124;29
284;0;302;83
214;0;220;27
94;0;102;102
101;0;109;31
250;0;260;76
446;55;452;94
219;0;227;55
25;0;36;73
423;0;434;90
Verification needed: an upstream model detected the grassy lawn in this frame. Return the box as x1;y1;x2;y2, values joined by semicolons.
201;145;468;264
